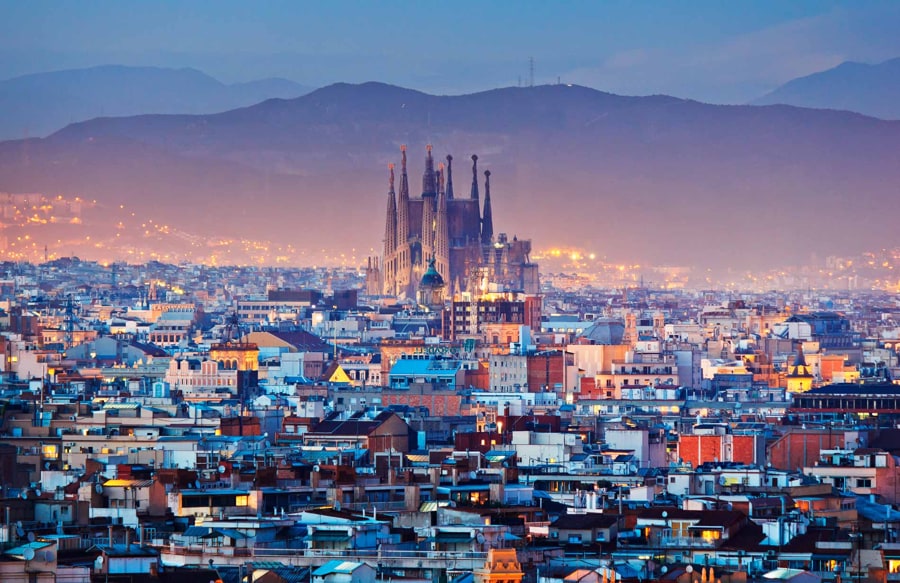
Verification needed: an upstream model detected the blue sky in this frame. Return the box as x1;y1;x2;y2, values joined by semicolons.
3;0;900;102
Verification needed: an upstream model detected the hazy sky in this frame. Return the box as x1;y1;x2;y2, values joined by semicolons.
3;0;900;103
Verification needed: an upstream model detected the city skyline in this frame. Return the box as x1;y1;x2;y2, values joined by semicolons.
1;3;900;288
3;3;900;578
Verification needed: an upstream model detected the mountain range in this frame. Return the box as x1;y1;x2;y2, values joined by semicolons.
1;81;899;276
753;57;900;120
0;65;313;140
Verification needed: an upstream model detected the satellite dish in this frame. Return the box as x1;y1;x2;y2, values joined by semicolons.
218;465;226;474
95;483;104;494
27;531;36;543
312;465;321;472
16;524;25;537
23;548;35;561
194;480;201;489
94;556;104;570
35;489;42;497
42;551;53;562
44;462;50;470
20;490;28;500
475;533;486;544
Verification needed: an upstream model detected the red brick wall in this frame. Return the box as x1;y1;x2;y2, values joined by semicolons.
732;435;759;465
527;352;565;393
875;462;900;505
377;393;463;417
578;377;600;401
525;296;542;331
767;430;845;471
220;416;262;436
466;365;490;391
678;434;723;468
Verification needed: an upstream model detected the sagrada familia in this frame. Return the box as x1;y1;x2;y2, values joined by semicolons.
369;145;539;300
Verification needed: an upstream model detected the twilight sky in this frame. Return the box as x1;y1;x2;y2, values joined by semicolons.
2;0;900;103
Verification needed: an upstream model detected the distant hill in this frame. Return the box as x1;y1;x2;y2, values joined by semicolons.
752;58;900;119
1;81;900;274
0;65;314;139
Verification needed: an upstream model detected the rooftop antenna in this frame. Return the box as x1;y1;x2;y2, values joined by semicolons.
529;57;535;87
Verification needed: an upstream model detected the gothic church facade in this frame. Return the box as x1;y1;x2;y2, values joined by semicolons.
376;145;539;299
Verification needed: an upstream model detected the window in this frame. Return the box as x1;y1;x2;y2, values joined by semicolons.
856;478;872;488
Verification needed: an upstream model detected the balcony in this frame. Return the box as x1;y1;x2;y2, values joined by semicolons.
660;535;717;548
158;544;487;571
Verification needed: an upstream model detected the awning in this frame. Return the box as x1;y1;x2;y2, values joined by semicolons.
432;533;474;544
202;528;248;540
306;531;351;542
103;479;154;488
182;526;211;538
504;533;522;541
419;500;452;512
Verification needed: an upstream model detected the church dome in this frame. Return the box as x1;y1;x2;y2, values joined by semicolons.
420;258;445;288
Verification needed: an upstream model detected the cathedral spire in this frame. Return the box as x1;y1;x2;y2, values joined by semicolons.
385;163;396;249
395;145;411;296
422;144;437;195
397;145;410;241
481;169;493;245
446;154;454;199
382;163;398;294
470;154;479;201
421;169;436;263
399;145;409;199
435;162;450;281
